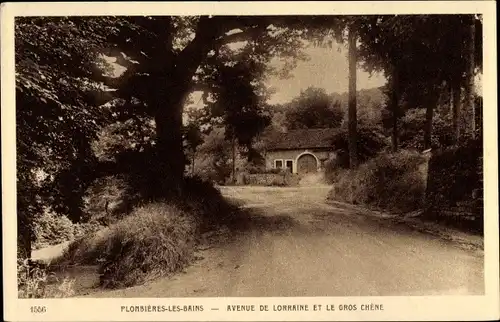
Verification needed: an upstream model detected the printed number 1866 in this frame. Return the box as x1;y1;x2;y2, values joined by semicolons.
31;306;47;314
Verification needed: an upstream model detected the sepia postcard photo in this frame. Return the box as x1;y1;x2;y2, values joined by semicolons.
2;1;499;321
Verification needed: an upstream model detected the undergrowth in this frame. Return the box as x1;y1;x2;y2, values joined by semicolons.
18;259;76;298
56;176;238;289
32;211;105;250
32;212;75;250
328;150;428;213
100;203;198;288
55;203;197;288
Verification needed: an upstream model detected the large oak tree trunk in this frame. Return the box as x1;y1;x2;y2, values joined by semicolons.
152;90;187;198
146;17;220;198
145;17;185;199
347;27;358;168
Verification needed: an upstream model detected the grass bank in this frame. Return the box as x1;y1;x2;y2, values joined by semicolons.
48;177;239;290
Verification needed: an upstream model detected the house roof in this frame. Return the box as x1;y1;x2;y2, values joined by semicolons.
264;128;340;151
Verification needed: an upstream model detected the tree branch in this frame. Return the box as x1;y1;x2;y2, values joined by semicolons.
216;26;267;46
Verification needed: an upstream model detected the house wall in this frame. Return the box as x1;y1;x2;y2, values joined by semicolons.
264;148;336;174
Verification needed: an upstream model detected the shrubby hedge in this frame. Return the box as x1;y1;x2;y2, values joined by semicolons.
328;150;428;213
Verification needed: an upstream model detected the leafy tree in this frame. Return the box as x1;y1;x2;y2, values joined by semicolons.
303;17;381;167
184;105;212;134
206;61;271;161
326;87;386;128
267;104;288;132
347;25;358;167
356;15;482;150
398;107;454;151
195;127;232;183
330;125;389;168
183;123;204;174
195;59;273;182
15;17;124;257
355;15;416;151
284;87;343;130
97;16;310;196
464;15;478;140
300;15;481;154
16;16;311;223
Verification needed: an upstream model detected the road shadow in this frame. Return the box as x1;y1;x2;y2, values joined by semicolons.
224;206;300;234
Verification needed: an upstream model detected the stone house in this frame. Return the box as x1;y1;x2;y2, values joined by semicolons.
262;128;339;174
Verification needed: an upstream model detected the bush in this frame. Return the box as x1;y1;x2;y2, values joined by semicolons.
194;154;232;184
32;208;106;251
329;126;389;169
269;176;289;186
83;175;139;225
324;156;344;184
57;176;237;289
426;141;483;207
244;167;286;175
59;202;198;289
32;212;76;250
328;150;428;213
18;259;75;298
241;172;300;186
398;108;455;151
242;163;266;174
425;140;483;233
73;220;106;240
99;203;197;288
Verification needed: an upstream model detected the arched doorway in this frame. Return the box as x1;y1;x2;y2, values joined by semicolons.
297;153;318;174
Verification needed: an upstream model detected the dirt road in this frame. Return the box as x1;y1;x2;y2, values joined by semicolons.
85;185;484;297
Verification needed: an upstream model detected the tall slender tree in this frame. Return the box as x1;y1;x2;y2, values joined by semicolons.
347;25;358;167
451;78;462;144
464;15;477;139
